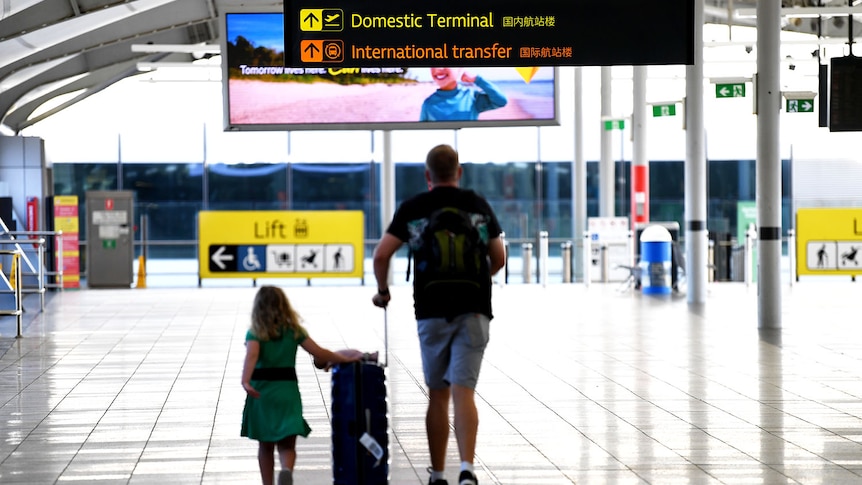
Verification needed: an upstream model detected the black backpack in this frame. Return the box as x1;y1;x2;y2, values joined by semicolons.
407;207;487;292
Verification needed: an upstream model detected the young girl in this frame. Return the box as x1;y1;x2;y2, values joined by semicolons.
241;285;362;485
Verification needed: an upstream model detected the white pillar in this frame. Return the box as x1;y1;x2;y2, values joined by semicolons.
381;130;396;286
573;67;587;281
632;66;649;230
685;0;708;304
757;0;783;328
600;66;614;217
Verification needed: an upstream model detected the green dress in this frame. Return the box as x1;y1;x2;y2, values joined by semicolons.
241;327;312;441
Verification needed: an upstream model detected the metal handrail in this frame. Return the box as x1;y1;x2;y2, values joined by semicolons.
2;230;65;286
69;234;797;287
0;249;24;337
0;230;65;311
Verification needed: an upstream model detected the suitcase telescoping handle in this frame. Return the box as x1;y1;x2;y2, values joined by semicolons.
383;308;389;368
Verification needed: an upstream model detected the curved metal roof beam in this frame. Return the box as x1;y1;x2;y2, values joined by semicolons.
1;51;186;133
0;0;176;67
3;57;158;133
0;0;45;22
0;56;69;91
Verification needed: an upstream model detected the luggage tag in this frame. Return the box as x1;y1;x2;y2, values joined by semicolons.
361;408;385;465
359;431;385;464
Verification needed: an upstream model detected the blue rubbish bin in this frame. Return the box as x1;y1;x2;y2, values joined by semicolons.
639;225;672;295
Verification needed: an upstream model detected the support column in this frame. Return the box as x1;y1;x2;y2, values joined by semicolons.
380;130;396;285
757;0;782;328
600;66;614;217
631;66;649;230
573;67;587;281
685;0;708;304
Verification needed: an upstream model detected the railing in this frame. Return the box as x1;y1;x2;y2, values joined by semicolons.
0;230;64;311
64;234;795;288
120;236;650;286
0;249;24;337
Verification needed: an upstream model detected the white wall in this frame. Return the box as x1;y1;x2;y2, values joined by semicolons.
0;136;48;228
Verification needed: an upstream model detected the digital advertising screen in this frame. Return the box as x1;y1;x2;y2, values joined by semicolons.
221;11;559;131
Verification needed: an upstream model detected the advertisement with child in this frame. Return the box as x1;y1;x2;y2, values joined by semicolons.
223;12;557;130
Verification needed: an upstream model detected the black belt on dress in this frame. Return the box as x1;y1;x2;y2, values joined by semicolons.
251;367;297;381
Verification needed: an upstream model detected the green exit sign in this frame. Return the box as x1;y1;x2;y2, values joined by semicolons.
603;119;625;130
652;104;676;117
786;99;814;113
716;83;746;98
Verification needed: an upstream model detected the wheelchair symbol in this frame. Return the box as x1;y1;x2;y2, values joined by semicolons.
243;247;262;271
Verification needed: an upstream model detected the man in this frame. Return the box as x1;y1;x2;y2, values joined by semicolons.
371;144;506;485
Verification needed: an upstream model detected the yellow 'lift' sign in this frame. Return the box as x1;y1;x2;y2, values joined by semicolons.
796;208;862;277
198;211;364;280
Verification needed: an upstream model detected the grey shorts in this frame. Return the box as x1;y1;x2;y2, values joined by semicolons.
417;313;490;390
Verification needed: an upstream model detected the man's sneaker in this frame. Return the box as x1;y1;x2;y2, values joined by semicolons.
427;467;448;485
458;470;478;485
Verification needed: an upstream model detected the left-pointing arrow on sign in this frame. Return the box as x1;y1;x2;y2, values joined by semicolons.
211;245;234;270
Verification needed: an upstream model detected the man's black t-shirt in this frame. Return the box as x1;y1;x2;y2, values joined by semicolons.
386;186;502;320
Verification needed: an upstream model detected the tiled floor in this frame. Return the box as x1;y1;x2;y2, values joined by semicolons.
1;280;862;484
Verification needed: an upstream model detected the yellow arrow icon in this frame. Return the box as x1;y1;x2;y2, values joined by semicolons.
515;67;539;83
301;9;323;31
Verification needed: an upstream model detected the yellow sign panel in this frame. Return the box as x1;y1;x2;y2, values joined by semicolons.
796;208;862;276
300;9;344;31
53;195;81;288
198;211;364;280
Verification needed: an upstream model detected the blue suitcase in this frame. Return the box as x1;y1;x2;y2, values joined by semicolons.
331;312;389;484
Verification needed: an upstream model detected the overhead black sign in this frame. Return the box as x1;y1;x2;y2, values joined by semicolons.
830;56;862;132
284;0;694;68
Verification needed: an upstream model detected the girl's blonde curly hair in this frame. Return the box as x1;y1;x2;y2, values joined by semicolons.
250;286;305;341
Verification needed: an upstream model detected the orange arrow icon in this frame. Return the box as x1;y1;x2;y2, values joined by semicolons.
301;40;323;62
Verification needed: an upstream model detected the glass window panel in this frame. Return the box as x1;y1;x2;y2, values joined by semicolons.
648;161;684;199
122;163;203;246
394;163;427;203
709;160;742;236
50;155;795;262
542;162;573;238
53;163;119;195
648;161;684;232
586;160;599;217
52;163;119;241
289;163;371;210
289;163;374;236
206;163;288;210
614;160;631;221
465;162;537;239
